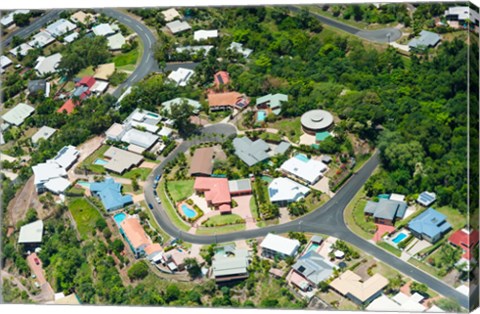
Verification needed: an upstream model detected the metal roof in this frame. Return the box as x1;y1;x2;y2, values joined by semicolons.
408;30;441;49
301;109;334;131
260;233;300;257
2;103;35;126
292;251;335;285
18;220;43;244
233;137;271;166
31;126;57;144
408;208;452;239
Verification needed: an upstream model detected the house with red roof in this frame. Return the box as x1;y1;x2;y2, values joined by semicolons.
57;98;80;114
76;76;96;89
194;177;232;214
448;228;479;262
214;71;230;88
207;91;249;111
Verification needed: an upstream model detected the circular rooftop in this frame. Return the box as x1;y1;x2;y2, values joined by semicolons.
300;109;334;133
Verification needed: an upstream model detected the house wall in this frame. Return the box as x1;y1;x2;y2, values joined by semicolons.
374;217;394;226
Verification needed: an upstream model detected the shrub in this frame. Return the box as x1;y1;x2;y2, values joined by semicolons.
127;261;149;280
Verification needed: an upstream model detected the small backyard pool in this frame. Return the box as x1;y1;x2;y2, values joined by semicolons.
94;158;108;165
257;110;267;122
113;213;127;226
181;204;197;219
392;232;408;244
77;181;91;188
307;243;320;253
295;154;309;162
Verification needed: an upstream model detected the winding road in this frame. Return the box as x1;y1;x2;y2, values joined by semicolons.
288;6;402;43
144;124;470;310
2;8;473;310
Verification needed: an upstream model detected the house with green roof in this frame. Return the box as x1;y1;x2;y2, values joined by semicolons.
256;93;288;115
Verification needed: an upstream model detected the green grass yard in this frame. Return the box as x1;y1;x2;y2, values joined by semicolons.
81;145;109;174
157;180;190;231
166;180;195;202
377;241;402;257
122;167;152;181
269;118;302;143
202;214;245;227
113;38;143;68
344;188;375;240
195;224;246;235
68;198;104;240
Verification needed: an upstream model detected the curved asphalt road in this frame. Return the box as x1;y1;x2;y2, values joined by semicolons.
1;9;157;99
288;6;402;43
144;124;470;309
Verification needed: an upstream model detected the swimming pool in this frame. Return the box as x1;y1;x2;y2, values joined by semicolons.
147;113;160;118
392;232;407;244
307;243;320;253
181;204;197;219
295;154;309;163
77;181;91;188
114;213;127;226
257;110;267;122
94;158;108;165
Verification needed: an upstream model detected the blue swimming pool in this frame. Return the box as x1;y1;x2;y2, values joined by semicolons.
181;204;197;219
94;158;108;165
114;213;127;226
77;181;91;188
257;110;267;122
392;232;407;244
295;154;309;162
307;243;320;253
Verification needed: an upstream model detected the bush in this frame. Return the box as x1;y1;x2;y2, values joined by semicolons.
127;261;149;280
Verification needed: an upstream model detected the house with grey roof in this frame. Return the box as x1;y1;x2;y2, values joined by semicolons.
45;19;76;37
28;79;49;96
274;141;291;155
290;251;336;291
161;97;201;114
364;198;407;226
233;137;271;166
28;31;55;48
166;20;191;34
256;93;288;115
9;43;33;57
408;30;441;50
107;32;126;50
31;126;57;145
1;103;35;126
211;247;250;283
34;53;62;76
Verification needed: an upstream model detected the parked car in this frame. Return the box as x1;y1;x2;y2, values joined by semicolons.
34;257;40;265
148;203;153;209
155;196;161;204
155;175;161;181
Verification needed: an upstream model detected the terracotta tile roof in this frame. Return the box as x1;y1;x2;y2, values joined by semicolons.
194;177;231;205
207;92;249;109
219;203;232;213
145;243;163;255
120;217;151;250
449;229;479;260
214;71;230;87
57;98;80;114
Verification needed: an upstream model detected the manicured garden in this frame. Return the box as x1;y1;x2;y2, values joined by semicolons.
68;197;105;240
344;189;375;240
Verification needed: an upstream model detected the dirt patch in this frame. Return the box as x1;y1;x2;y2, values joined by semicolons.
6;176;43;226
353;259;376;281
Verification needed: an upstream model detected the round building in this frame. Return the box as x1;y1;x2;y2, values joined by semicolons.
300;109;334;135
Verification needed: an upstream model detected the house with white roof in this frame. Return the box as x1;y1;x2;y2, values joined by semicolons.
1;9;30;27
161;8;181;22
260;233;300;259
1;55;13;69
92;23;115;36
168;67;194;86
268;177;310;206
18;220;43;245
229;42;253;58
166;20;191;34
9;43;33;57
417;191;437;207
194;29;218;41
63;32;80;44
31;126;57;145
1;103;35;126
121;128;159;152
175;45;213;55
444;6;480;28
34;53;62;76
107;33;126;50
28;31;55;48
32;145;78;194
280;155;327;185
45;19;76;37
158;127;173;138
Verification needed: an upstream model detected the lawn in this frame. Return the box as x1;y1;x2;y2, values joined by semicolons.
195;224;246;235
344;188;375;240
113;38;142;67
122;167;152;181
122;184;142;195
77;66;95;78
68;197;104;240
250;194;259;220
202;214;245;227
436;206;466;230
166;180;195;202
157;180;190;231
377;241;402;257
269;118;302;143
81;145;110;174
259;131;283;143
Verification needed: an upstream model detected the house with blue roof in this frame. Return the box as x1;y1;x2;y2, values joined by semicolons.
408;208;452;243
90;178;133;212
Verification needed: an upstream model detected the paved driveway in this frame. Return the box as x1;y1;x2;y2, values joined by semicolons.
231;195;257;230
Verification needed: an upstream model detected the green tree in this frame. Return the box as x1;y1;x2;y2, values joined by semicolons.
111;239;125;253
165;284;181;303
127;261;149;280
410;282;428;296
287;200;308;217
184;257;202;279
168;101;198;137
13;13;30;26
